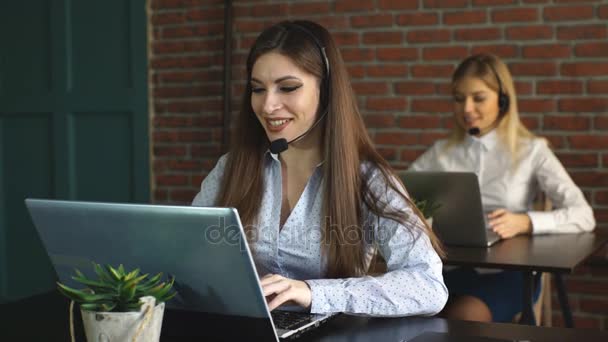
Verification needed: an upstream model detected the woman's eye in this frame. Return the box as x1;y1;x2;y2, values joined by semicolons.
251;87;265;94
280;85;301;93
474;96;486;103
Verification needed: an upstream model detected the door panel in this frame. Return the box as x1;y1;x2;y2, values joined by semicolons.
0;0;149;302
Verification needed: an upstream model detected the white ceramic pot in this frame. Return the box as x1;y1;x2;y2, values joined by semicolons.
80;296;164;342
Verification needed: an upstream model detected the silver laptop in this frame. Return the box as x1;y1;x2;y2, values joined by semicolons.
25;199;335;340
400;172;501;247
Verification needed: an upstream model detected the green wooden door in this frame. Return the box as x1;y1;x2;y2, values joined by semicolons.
0;0;149;302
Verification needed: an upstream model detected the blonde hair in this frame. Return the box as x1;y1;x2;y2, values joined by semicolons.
446;53;536;165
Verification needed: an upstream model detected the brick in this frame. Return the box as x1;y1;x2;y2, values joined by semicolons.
185;8;224;22
352;82;389;95
551;315;601;329
506;25;553;40
399;116;442;129
406;29;450;43
315;16;350;30
559;98;608;112
156;175;189;186
162;23;224;38
347;65;365;78
151;55;221;69
366;65;408;77
151;12;186;25
601;5;608;19
378;0;419;10
366;97;407;111
556;153;599;168
377;147;397;161
444;11;486;25
153;40;224;54
523;44;570;58
154;146;187;157
169;189;198;204
537;80;583;94
422;47;468;61
340;48;375;62
475;0;515;4
588;81;608;94
377;48;418;61
411;65;454;78
396;13;438;26
471;44;518;58
336;0;374;12
595;191;608;205
362;32;403;45
511;62;557;76
154;84;222;98
575;42;608;57
557;25;607;40
351;14;393;28
333;32;360;46
191;145;222;158
375;132;418;145
571;171;608;187
411;99;453;113
580;298;608;314
518;99;555;113
154;189;168;202
455;28;501;41
520;116;539;129
544;116;590;130
492;8;538;22
544;6;594;21
420;132;449;145
156;70;223;84
395;82;437;95
168;160;205;171
562;62;608;76
234;20;267;33
364;114;396;128
596;116;608;129
424;0;468;8
400;149;426;162
569;135;608;150
288;2;330;15
250;4;288;17
515;81;533;95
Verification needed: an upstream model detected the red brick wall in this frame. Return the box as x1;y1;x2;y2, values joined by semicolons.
149;0;608;329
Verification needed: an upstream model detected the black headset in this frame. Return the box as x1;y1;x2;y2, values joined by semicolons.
482;57;510;116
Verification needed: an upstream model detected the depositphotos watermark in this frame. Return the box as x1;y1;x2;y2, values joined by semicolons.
203;216;422;251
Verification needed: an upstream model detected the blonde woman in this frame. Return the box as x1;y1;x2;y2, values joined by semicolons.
410;53;595;322
193;20;447;316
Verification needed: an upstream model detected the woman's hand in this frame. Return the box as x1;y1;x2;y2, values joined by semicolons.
260;274;312;311
487;209;532;239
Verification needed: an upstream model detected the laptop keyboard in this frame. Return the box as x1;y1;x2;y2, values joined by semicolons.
271;311;314;330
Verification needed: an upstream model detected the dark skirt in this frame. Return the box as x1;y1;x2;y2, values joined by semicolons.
443;267;542;323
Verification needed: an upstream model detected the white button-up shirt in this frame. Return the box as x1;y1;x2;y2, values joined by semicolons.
409;130;595;234
192;152;448;316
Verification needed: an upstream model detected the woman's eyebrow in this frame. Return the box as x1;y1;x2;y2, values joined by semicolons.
250;76;302;84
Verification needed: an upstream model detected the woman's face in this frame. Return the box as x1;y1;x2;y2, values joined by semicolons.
250;52;321;146
452;76;501;137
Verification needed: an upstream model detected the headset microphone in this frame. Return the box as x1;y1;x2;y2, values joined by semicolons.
468;127;481;136
269;109;328;154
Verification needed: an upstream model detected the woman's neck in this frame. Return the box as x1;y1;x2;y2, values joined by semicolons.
278;126;323;171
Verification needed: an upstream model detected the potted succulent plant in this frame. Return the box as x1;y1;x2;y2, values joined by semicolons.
413;198;441;227
57;263;176;342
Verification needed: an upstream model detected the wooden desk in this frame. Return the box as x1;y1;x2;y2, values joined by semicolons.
443;233;608;326
2;292;608;341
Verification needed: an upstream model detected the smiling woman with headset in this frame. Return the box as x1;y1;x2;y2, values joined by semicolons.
192;20;448;317
409;53;595;322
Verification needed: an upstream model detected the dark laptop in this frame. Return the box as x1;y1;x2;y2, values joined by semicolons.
25;199;335;340
400;172;501;247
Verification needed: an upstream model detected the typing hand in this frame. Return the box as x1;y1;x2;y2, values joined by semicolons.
487;209;532;239
260;274;312;311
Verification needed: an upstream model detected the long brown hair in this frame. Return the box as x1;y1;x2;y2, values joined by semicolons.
447;53;536;164
217;20;443;278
